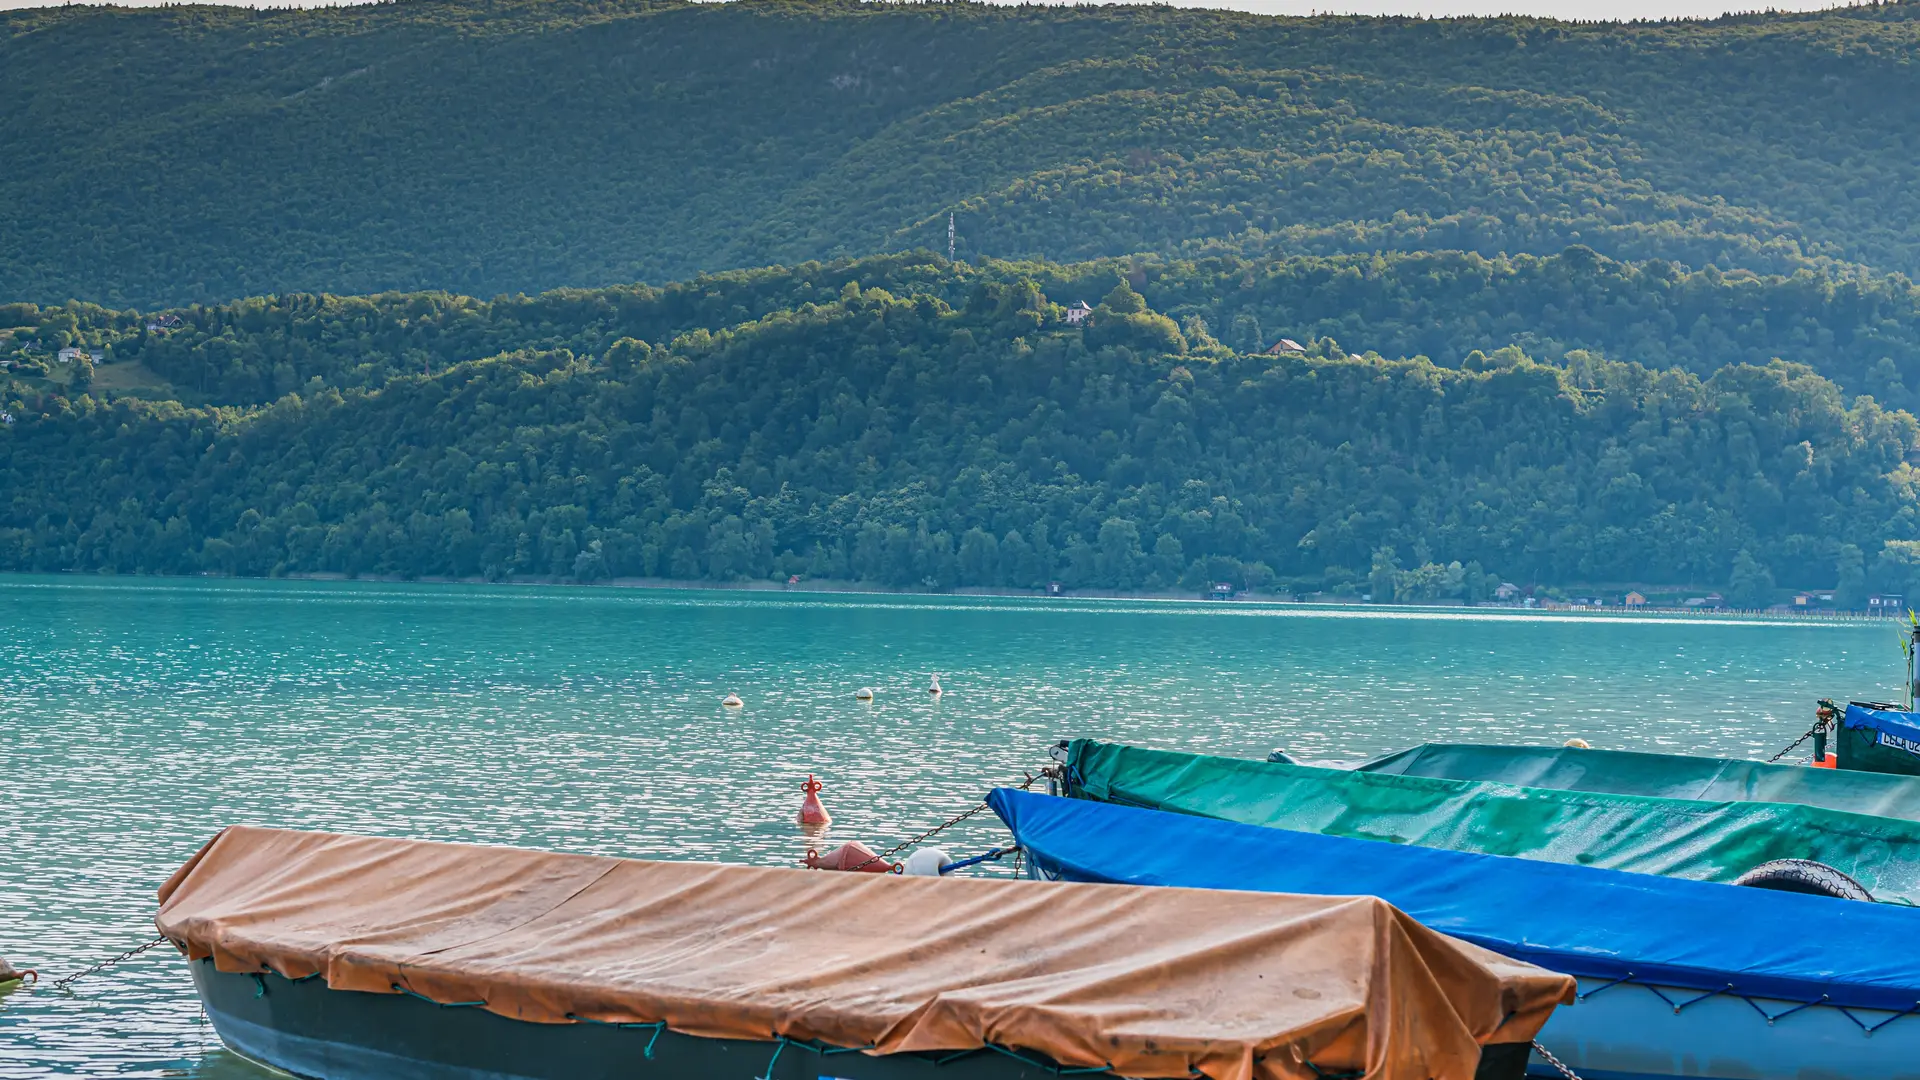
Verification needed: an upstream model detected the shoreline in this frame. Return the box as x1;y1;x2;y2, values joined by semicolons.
9;567;1902;622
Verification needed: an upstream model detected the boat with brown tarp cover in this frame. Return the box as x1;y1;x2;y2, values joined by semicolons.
155;825;1573;1080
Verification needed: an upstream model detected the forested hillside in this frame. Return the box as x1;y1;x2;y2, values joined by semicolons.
18;248;1920;411
4;273;1917;601
8;0;1920;305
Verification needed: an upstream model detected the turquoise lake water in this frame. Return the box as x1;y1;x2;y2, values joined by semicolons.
0;574;1907;1076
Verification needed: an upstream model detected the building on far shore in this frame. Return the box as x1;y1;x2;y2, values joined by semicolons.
1624;591;1647;607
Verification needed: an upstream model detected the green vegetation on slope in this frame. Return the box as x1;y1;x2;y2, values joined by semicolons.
4;272;1916;602
16;248;1920;411
10;1;1920;305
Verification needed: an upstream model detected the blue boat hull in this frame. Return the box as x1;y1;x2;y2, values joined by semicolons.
1528;976;1920;1080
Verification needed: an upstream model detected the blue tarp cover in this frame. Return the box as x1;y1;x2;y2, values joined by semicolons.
988;787;1920;1012
1844;704;1920;753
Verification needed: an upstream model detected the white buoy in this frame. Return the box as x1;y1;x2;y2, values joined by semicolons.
903;848;953;877
855;687;874;701
928;673;943;696
722;693;743;708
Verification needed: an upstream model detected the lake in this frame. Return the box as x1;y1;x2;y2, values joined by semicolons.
0;575;1903;1076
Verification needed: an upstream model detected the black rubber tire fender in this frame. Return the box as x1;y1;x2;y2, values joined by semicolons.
1732;858;1875;902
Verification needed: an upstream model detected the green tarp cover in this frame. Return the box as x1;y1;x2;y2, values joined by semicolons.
1356;742;1920;822
1064;739;1920;904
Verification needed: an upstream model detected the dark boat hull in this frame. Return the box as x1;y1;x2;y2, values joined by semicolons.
193;959;1057;1080
192;959;1531;1080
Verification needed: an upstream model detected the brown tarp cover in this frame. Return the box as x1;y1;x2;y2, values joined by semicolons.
156;826;1573;1080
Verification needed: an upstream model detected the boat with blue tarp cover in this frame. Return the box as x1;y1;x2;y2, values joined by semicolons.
989;786;1920;1080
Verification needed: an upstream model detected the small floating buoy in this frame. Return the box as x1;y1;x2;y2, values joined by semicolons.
902;848;953;877
927;673;943;696
0;957;36;990
1564;738;1591;749
799;774;831;826
804;840;893;873
722;693;743;708
855;687;874;701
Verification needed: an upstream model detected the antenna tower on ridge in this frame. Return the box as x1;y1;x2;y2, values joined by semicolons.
948;213;956;263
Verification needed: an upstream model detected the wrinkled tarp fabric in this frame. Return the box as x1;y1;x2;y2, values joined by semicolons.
1840;705;1920;778
1356;742;1920;821
988;788;1920;1012
1066;739;1920;903
154;826;1573;1080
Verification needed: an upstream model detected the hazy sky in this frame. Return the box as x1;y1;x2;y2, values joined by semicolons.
0;0;1862;20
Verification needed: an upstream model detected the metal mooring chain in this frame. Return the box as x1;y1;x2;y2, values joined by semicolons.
50;936;169;990
1531;1040;1585;1080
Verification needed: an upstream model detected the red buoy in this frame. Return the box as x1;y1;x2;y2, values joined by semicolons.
804;841;893;873
798;774;832;826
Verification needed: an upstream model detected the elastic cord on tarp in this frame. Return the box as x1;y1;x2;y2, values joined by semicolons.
1838;1000;1920;1036
931;1042;1116;1074
755;1033;886;1077
390;982;485;1008
1577;973;1920;1034
213;958;321;999
566;1013;668;1058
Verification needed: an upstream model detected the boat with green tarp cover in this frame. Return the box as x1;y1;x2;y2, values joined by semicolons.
1351;741;1920;820
1055;738;1920;902
155;825;1574;1080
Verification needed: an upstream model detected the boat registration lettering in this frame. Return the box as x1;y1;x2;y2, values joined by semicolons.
1876;730;1920;758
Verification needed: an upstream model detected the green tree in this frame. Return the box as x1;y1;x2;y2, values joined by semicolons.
1728;549;1776;609
958;527;1000;586
1369;546;1401;603
1876;542;1920;605
1096;517;1144;589
1101;281;1146;315
1837;544;1867;610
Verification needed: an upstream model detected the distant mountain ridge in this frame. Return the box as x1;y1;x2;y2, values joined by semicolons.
7;0;1920;305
